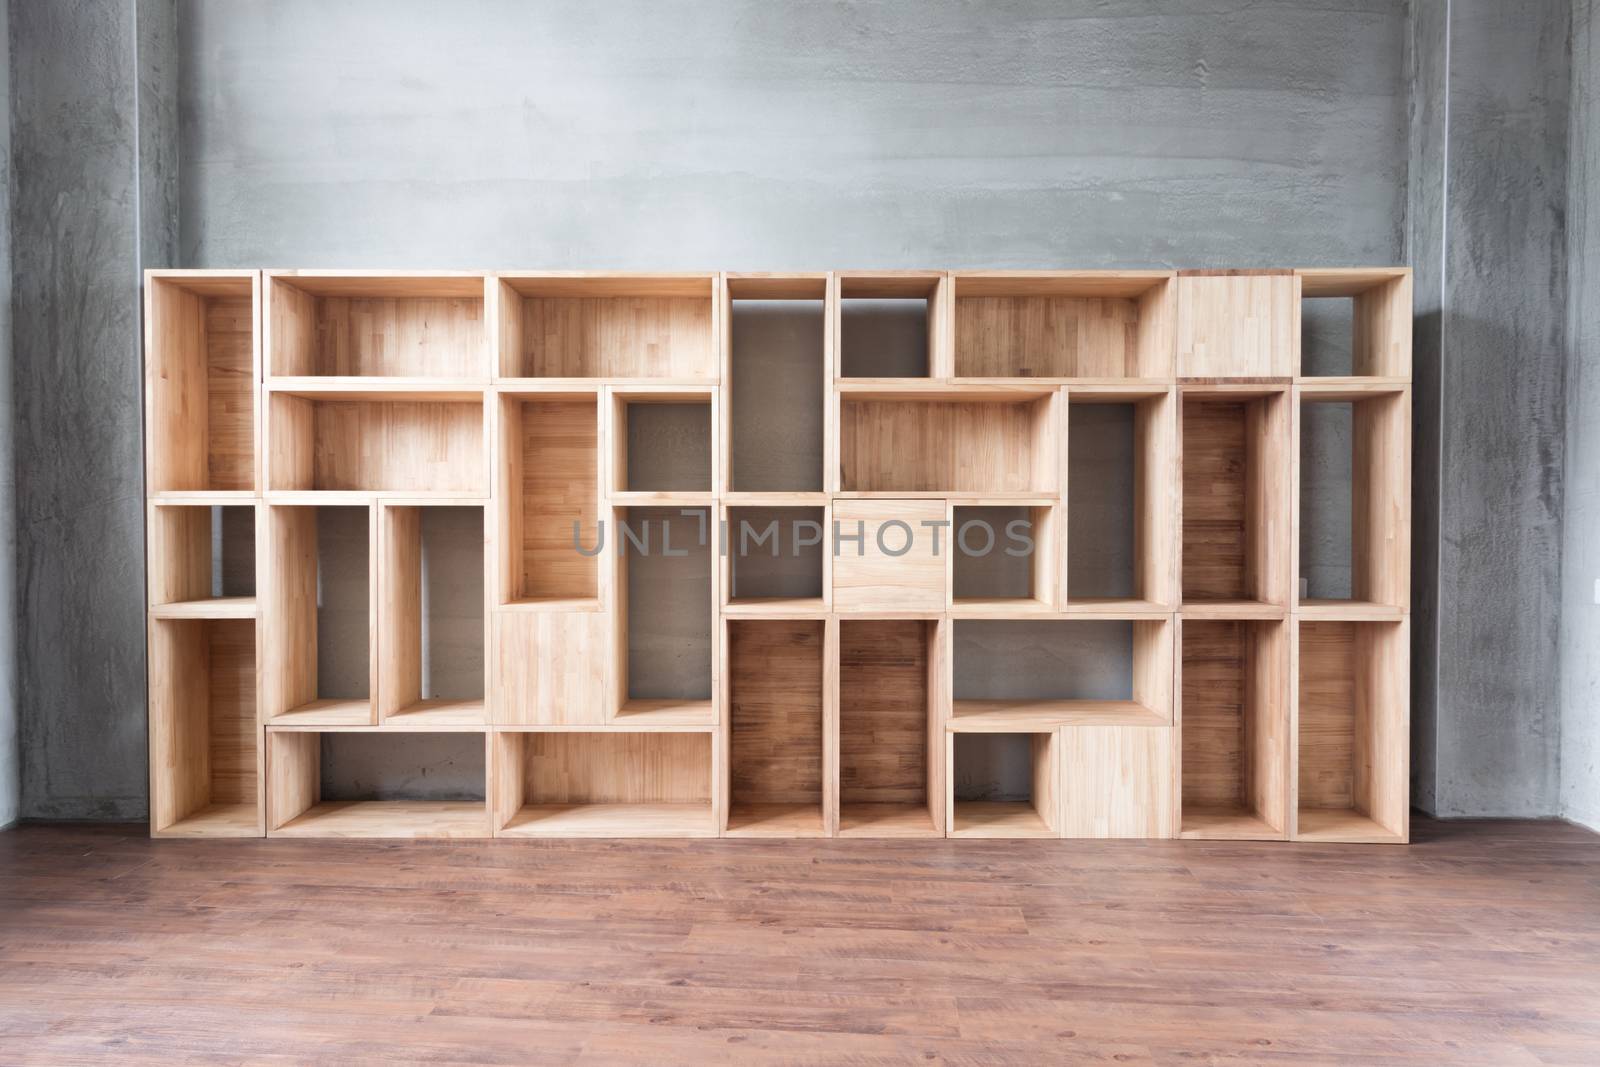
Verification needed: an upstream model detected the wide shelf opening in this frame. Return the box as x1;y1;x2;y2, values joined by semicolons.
497;275;717;379
729;285;825;491
494;730;714;837
839;392;1057;492
1297;270;1411;378
1299;391;1409;611
1067;393;1176;608
612;393;712;493
1296;620;1407;842
952;504;1055;610
951;273;1173;378
727;506;825;610
618;507;713;715
268;729;488;838
1181;391;1291;609
1180;619;1289;839
147;273;256;493
497;393;600;607
727;620;826;836
150;617;259;837
267;393;485;494
264;506;374;726
267;274;486;379
951;732;1057;838
951;618;1171;728
838;620;942;837
839;275;942;378
149;504;257;616
379;506;485;725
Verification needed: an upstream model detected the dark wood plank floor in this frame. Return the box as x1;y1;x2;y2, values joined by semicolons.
2;819;1598;1065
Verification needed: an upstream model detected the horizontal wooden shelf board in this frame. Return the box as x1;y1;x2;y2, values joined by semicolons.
267;377;488;400
273;801;489;839
723;597;829;618
832;491;1058;501
1180;807;1285;841
951;270;1173;299
949;598;1057;618
1063;598;1174;616
725;803;827;838
149;490;259;504
722;492;830;506
1294;808;1407;844
613;699;717;727
1296;377;1410;398
154;803;260;838
267;700;375;729
1178;381;1291;397
497;271;719;298
150;596;258;620
496;596;603;614
499;803;717;838
1295;600;1406;621
1295;266;1409;297
263;492;490;505
1180;600;1288;620
837;803;940;839
496;376;717;390
384;700;486;728
950;700;1167;730
838;381;1058;401
950;801;1055;838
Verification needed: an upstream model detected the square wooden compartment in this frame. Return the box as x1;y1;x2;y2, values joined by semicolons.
1295;620;1408;843
951;272;1173;379
149;617;260;837
1181;389;1292;610
496;391;601;608
726;619;827;836
496;274;717;380
725;506;826;613
146;272;257;493
267;729;489;838
838;620;944;837
610;390;715;494
1180;619;1290;840
267;272;488;380
612;506;715;725
148;503;259;619
951;503;1057;612
949;731;1059;838
1297;269;1412;379
838;273;945;378
492;730;715;837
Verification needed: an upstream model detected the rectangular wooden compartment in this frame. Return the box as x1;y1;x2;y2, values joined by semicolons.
838;620;944;837
268;388;486;494
148;503;258;618
492;730;715;837
268;728;489;838
1298;387;1410;614
1180;619;1289;840
951;503;1057;612
839;387;1058;493
149;617;260;837
838;273;946;378
496;274;718;380
378;505;486;726
725;620;827;836
613;506;715;723
949;731;1059;838
262;505;376;727
726;275;827;491
145;271;258;493
1180;389;1292;610
496;390;601;608
266;272;487;380
1295;619;1408;843
1066;389;1176;609
950;618;1172;729
610;389;715;494
951;272;1174;379
725;506;826;612
1296;269;1412;379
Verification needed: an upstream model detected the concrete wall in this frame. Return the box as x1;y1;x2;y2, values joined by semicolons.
1562;0;1600;831
1412;0;1570;817
0;0;15;829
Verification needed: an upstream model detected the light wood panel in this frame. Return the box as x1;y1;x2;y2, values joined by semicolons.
952;273;1174;379
267;273;488;379
498;274;718;379
1059;725;1174;839
831;500;948;612
1176;272;1297;378
498;393;601;604
837;620;940;837
267;393;486;494
491;611;609;725
727;620;826;836
494;730;714;837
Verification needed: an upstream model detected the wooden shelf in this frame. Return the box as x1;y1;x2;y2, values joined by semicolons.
950;699;1166;730
275;801;489;839
145;267;1409;844
151;596;257;620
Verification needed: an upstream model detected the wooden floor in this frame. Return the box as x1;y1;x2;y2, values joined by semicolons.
2;819;1599;1065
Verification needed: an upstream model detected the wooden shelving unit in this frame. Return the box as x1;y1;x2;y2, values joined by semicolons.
145;267;1411;842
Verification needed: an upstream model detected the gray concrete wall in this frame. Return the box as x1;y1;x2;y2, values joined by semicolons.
1562;0;1600;831
10;0;177;820
1414;1;1570;817
0;0;16;829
